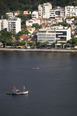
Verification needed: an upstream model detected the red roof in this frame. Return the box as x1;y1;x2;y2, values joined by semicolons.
20;35;29;39
26;26;32;29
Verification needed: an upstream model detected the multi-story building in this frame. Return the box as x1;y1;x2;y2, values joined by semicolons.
31;11;38;19
50;6;65;19
37;28;56;44
43;3;52;19
0;19;8;31
26;18;40;26
8;17;21;34
6;12;13;18
37;26;71;45
38;2;52;19
38;4;43;19
65;6;77;17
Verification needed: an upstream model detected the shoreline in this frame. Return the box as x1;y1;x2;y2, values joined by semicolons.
0;48;77;53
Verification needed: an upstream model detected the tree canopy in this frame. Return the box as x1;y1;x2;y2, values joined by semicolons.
0;0;77;16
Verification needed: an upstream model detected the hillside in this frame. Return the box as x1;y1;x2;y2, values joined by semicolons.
0;0;77;15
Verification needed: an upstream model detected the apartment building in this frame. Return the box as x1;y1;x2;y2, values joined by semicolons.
50;6;65;19
37;28;56;44
31;11;38;19
37;26;71;45
65;6;77;17
6;12;13;18
8;17;21;34
0;19;8;31
38;4;43;19
26;18;40;26
38;2;52;19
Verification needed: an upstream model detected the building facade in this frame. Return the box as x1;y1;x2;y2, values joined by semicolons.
8;17;21;34
0;19;8;31
37;26;71;45
31;11;38;19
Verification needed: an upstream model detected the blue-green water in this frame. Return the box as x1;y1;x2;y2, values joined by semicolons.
0;52;77;116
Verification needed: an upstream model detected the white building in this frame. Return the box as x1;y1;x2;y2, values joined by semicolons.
38;4;43;19
38;2;52;19
65;6;77;17
0;19;8;31
23;10;31;15
50;9;56;19
43;3;52;18
31;11;38;19
37;28;56;44
37;26;71;44
56;27;71;42
14;11;21;16
26;18;40;26
6;12;13;18
50;6;65;19
8;17;21;34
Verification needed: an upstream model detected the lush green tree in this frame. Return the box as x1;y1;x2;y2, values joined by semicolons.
0;31;12;47
1;0;77;14
67;38;77;48
27;41;34;47
32;23;42;29
36;41;42;48
42;41;49;48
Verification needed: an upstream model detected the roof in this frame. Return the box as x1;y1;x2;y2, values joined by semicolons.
26;26;32;29
20;35;29;39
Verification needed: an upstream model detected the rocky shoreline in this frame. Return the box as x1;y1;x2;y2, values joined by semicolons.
0;48;77;53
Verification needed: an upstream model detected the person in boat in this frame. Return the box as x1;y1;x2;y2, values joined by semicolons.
12;86;19;94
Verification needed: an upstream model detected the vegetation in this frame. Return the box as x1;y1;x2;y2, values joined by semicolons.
32;23;42;29
17;14;31;28
67;38;77;47
0;30;12;47
0;0;77;16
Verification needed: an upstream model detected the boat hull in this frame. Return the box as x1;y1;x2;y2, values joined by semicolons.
6;91;28;95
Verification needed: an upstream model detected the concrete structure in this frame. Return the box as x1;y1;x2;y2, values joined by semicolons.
14;11;21;16
8;17;21;34
37;28;56;44
38;2;52;19
26;18;40;26
37;26;71;45
26;26;35;34
23;10;31;15
6;12;13;18
0;19;8;31
50;6;65;19
43;3;52;18
65;6;77;17
31;11;38;18
38;4;43;19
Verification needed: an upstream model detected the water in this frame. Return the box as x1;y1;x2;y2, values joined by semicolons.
0;51;77;116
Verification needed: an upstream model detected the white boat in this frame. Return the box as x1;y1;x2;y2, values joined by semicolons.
6;86;28;95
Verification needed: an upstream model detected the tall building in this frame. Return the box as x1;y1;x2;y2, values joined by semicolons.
43;3;52;18
8;17;21;34
65;6;77;17
38;4;43;19
38;2;52;19
0;19;8;31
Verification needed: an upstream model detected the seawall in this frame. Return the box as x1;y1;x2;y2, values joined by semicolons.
0;48;77;53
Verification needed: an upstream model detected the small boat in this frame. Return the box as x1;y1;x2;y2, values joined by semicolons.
6;86;28;95
32;67;40;70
